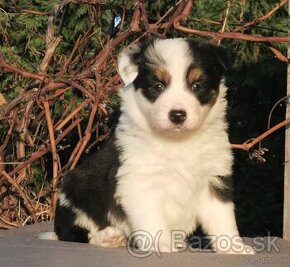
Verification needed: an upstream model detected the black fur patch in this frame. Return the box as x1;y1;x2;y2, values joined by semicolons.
186;39;232;105
209;176;233;202
131;41;169;103
54;204;89;243
133;64;166;102
54;134;126;242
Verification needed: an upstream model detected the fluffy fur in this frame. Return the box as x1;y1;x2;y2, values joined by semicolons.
40;38;254;254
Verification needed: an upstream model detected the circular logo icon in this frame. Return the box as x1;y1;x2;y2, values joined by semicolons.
126;230;154;258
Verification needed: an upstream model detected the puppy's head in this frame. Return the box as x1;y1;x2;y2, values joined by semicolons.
118;38;232;135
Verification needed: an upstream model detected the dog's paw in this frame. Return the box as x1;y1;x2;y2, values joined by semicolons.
89;226;126;248
38;231;58;240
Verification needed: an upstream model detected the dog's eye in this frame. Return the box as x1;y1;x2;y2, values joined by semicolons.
151;82;165;93
191;83;202;92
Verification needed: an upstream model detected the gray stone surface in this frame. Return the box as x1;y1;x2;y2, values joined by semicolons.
0;222;289;267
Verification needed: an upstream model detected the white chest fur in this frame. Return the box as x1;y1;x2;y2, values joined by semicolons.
115;107;233;235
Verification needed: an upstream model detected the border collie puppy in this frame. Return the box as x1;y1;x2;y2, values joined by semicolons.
41;38;254;254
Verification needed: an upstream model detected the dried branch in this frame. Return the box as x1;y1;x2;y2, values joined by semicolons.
0;54;48;82
268;46;289;63
43;101;59;217
233;0;288;32
0;108;18;154
217;0;231;45
1;171;37;223
16;102;33;161
58;35;83;76
161;0;186;37
231;118;290;151
54;100;89;131
17;9;50;16
173;0;290;43
40;36;62;73
70;104;98;170
174;22;290;43
268;95;290;128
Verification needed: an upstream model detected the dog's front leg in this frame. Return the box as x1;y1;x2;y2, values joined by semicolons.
122;193;178;253
197;188;255;254
128;225;175;253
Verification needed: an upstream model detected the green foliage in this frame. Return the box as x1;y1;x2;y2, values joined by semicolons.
60;4;91;43
1;0;287;82
141;0;288;65
0;1;55;99
189;0;288;65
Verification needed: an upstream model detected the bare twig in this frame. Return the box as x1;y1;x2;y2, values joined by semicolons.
161;0;186;37
55;100;89;131
0;54;48;82
231;118;290;151
40;36;62;73
268;46;289;63
0;108;18;154
233;0;288;32
1;170;37;223
173;0;290;43
174;23;290;43
43;101;59;218
217;0;231;45
267;95;290;128
70;104;98;170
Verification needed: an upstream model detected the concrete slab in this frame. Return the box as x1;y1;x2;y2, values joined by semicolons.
0;222;289;267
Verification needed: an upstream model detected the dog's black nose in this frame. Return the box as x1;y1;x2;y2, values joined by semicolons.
169;110;187;124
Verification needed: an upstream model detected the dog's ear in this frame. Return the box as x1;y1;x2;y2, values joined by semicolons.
212;45;235;72
118;45;141;85
187;39;234;74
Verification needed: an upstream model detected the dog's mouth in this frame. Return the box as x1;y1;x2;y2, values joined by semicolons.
153;124;195;136
149;116;204;137
151;126;200;142
171;126;186;132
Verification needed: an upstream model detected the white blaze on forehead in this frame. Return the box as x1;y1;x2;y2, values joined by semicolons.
148;38;195;107
150;38;193;83
144;43;166;67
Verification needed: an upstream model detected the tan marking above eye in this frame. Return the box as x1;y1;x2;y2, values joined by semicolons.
187;67;204;85
154;66;171;86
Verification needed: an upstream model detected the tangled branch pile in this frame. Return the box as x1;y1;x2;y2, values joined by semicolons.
0;0;288;229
